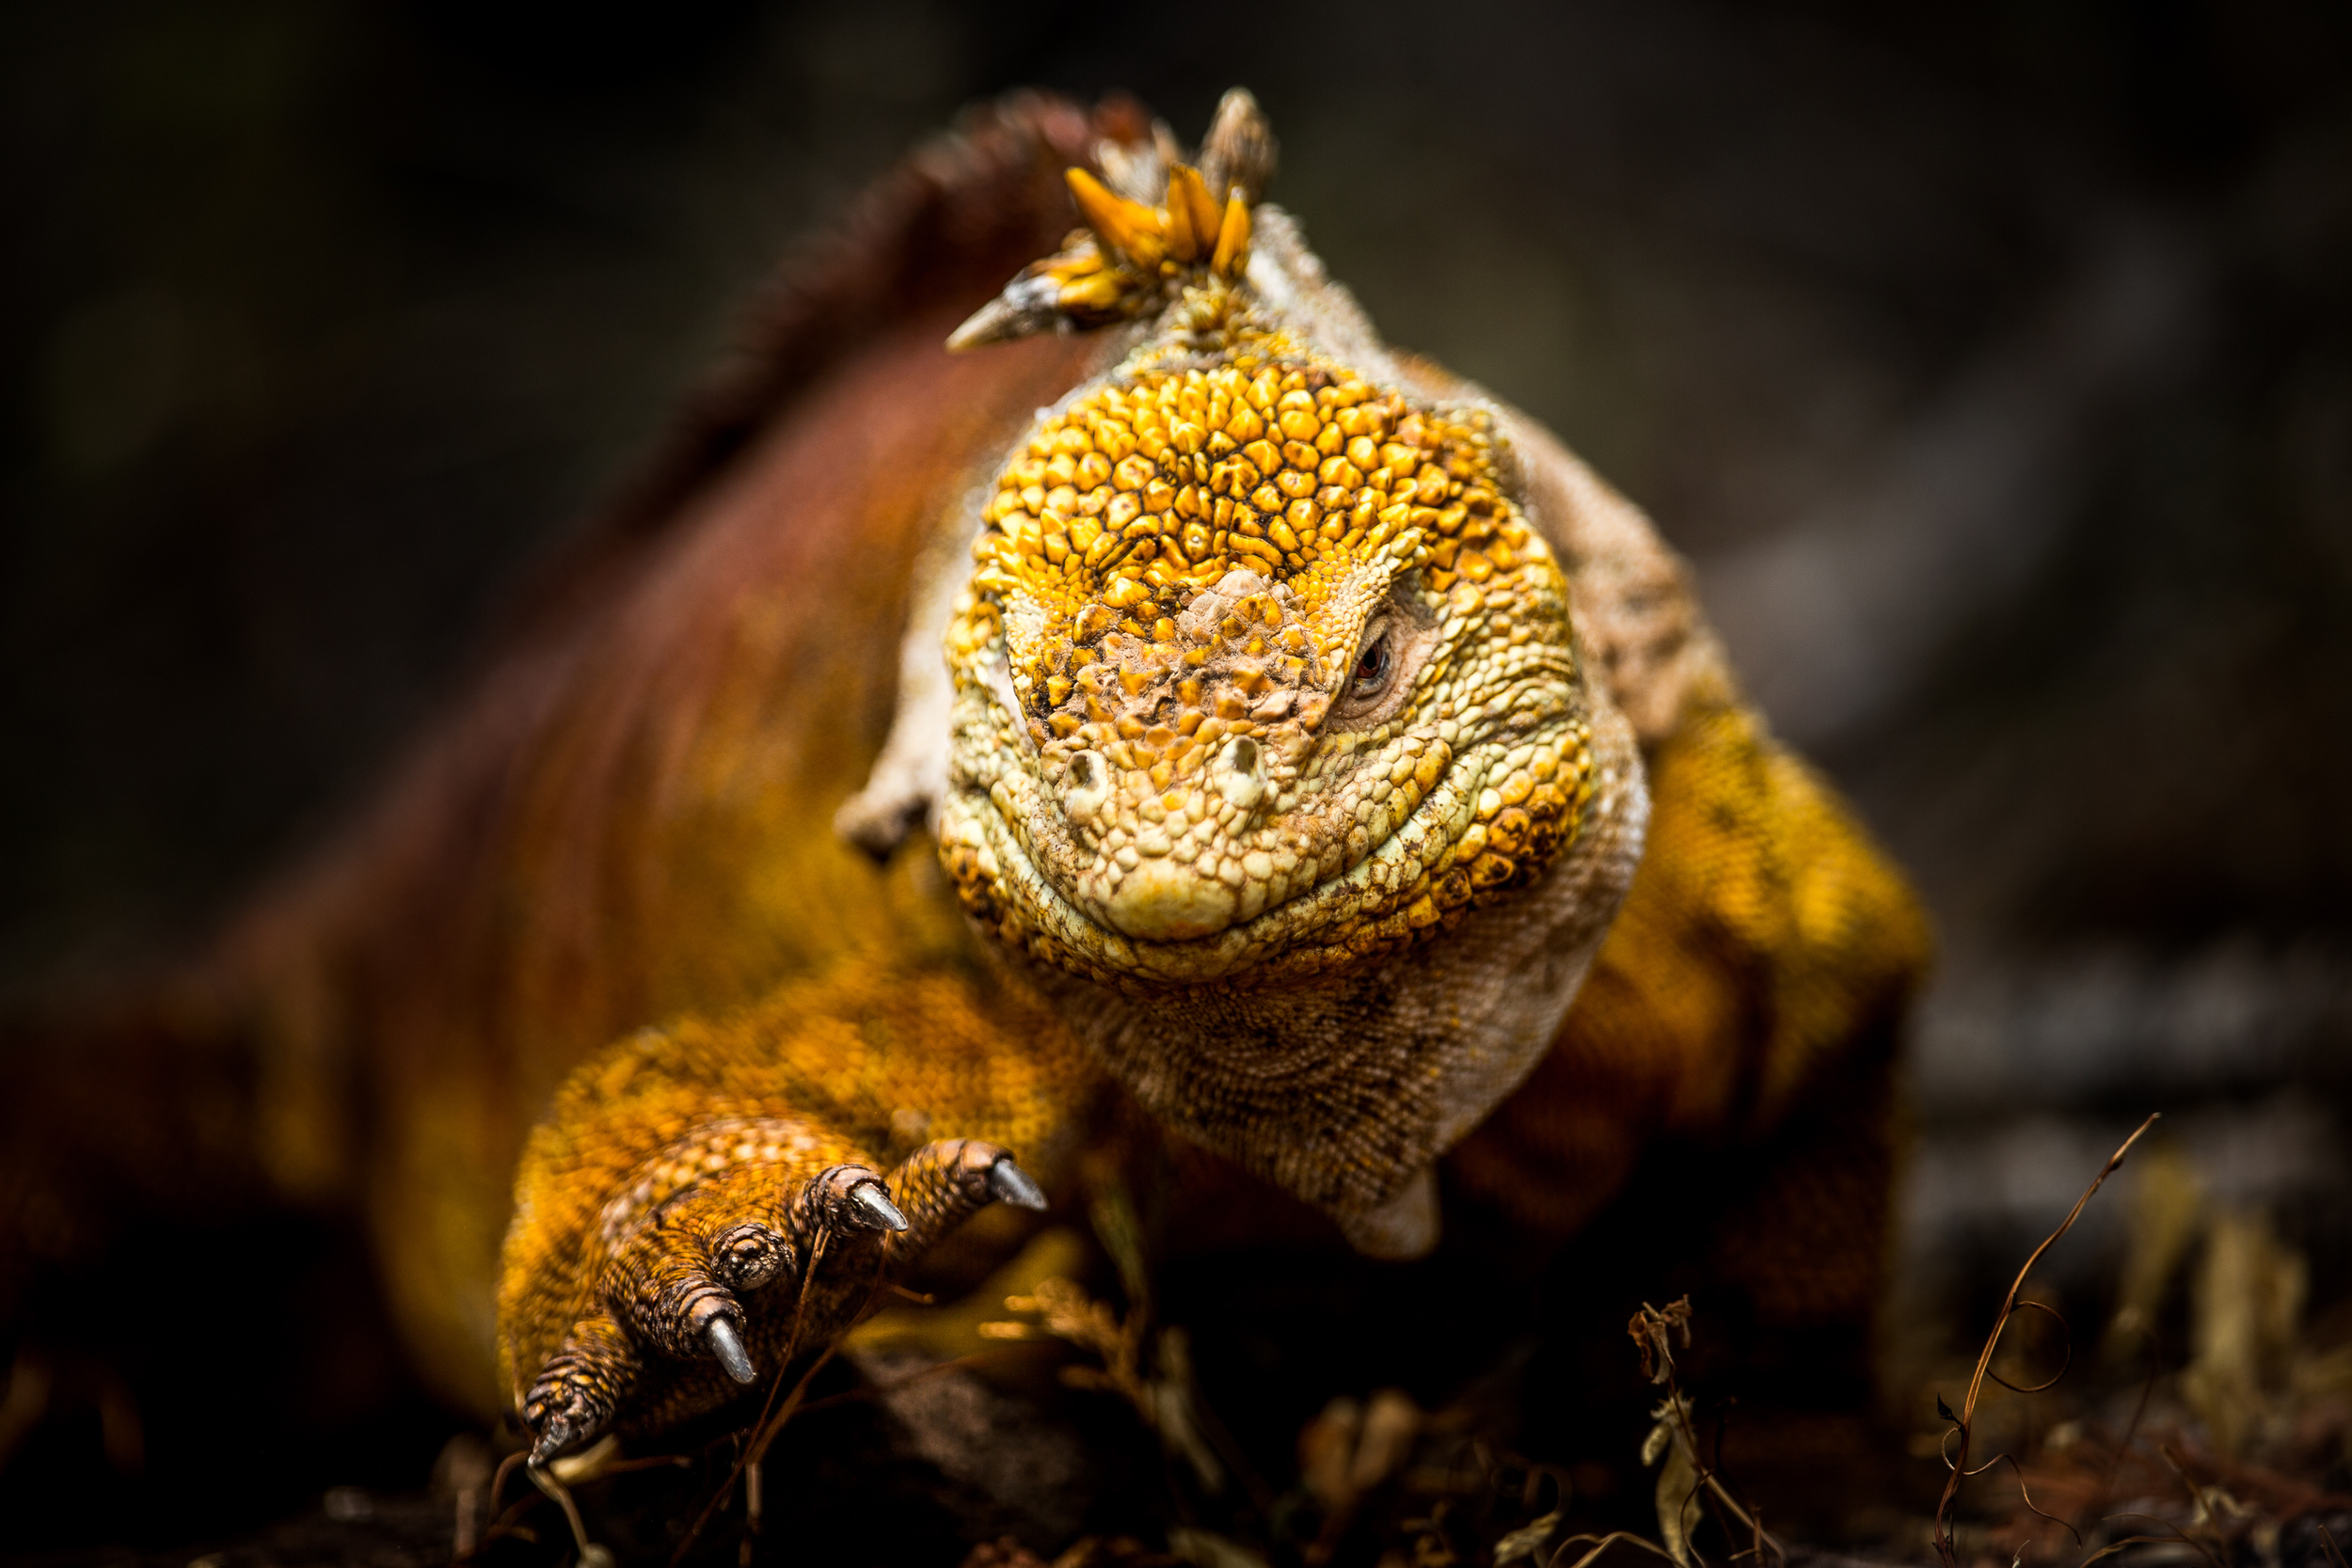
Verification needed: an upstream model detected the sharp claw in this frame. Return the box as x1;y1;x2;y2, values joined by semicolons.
848;1180;909;1233
706;1316;757;1385
986;1156;1049;1212
530;1414;577;1467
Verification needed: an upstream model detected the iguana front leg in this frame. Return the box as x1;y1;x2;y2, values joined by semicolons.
496;959;1097;1463
517;1130;1040;1462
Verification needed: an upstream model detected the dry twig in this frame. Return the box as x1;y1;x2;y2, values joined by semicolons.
1628;1298;1784;1568
1932;1113;2161;1568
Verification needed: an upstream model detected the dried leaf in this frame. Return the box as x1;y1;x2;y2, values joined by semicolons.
1297;1397;1360;1512
1654;1435;1700;1568
2183;1208;2308;1457
1629;1298;1694;1386
1152;1329;1224;1495
1348;1388;1421;1494
1493;1509;1563;1566
2102;1144;2202;1366
1641;1418;1673;1468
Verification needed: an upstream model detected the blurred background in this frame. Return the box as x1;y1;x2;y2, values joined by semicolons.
3;0;2348;1551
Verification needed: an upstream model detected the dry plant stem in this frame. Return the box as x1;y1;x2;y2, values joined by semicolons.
1732;1499;1769;1566
748;1329;856;1469
1489;1462;1574;1566
1633;1299;1781;1568
1549;1531;1685;1568
1690;1418;1780;1567
1178;1358;1272;1513
1932;1113;2161;1568
739;1460;762;1568
1986;1300;2074;1395
790;1348;1021;1417
668;1353;840;1565
2318;1525;2348;1568
487;1449;525;1521
527;1463;597;1562
1688;1405;1775;1566
455;1500;522;1563
2159;1445;2228;1542
463;1463;550;1563
1661;1388;1779;1568
593;1453;698;1477
2098;1367;2163;1521
2088;1515;2226;1568
1974;1450;2080;1545
2080;1532;2198;1568
666;1228;879;1567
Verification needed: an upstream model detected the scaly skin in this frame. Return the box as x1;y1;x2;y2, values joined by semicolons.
499;958;1095;1456
0;89;1928;1486
494;90;1928;1465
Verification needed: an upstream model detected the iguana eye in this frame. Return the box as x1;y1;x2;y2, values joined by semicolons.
1331;614;1421;726
1349;626;1395;700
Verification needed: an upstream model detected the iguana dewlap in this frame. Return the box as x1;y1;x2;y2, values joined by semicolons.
1;90;1927;1475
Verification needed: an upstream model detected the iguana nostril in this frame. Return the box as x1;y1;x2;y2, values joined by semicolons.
1215;735;1265;810
1062;748;1111;823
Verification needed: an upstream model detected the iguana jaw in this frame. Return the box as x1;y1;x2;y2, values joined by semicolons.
938;672;1555;988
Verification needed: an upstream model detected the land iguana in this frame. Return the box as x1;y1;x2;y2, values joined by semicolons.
0;89;1928;1495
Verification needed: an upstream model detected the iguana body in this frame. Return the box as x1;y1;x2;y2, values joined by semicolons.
2;91;1926;1494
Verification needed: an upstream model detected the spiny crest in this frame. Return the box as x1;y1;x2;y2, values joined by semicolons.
947;87;1278;352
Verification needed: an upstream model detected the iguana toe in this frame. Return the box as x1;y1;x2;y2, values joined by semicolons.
507;1130;1053;1453
521;1307;636;1465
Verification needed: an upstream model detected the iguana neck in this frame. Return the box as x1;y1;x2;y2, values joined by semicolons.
1022;696;1645;1258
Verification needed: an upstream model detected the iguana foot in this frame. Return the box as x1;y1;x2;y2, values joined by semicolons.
516;1136;1044;1465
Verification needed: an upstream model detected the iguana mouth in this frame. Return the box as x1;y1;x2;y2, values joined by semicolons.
940;708;1528;989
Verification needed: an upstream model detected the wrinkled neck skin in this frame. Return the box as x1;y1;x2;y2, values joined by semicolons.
846;208;1650;1259
1029;707;1643;1258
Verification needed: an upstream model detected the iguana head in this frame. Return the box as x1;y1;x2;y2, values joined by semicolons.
913;91;1647;1255
945;367;1595;946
